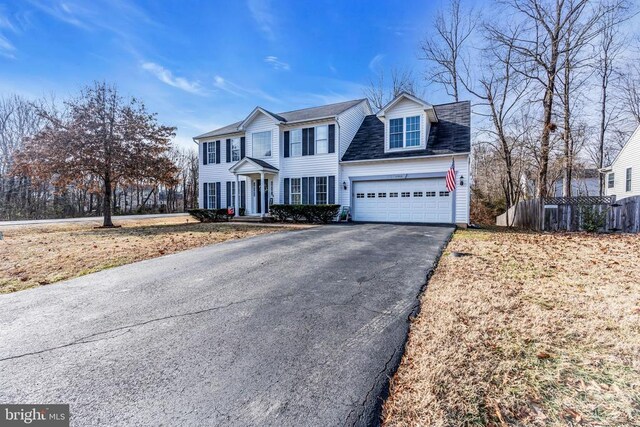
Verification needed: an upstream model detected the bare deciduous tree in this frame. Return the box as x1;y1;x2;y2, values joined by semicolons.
420;0;476;102
364;67;423;111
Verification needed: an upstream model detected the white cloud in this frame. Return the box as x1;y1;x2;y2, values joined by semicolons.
368;53;384;71
247;0;276;41
213;75;279;103
264;55;290;71
142;62;203;95
0;34;15;59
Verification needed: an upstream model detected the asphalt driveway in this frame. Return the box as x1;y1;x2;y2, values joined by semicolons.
0;223;453;426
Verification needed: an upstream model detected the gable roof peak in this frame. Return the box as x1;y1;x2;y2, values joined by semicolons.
376;92;437;122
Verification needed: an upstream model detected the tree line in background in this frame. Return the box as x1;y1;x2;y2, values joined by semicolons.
0;82;199;225
367;0;640;224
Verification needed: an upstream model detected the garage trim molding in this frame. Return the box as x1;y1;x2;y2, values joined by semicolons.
349;172;447;183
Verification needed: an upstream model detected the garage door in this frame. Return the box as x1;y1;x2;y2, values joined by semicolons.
352;178;452;223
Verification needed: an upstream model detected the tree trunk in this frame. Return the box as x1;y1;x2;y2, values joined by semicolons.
103;173;114;227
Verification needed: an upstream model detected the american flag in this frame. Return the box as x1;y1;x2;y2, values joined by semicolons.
445;159;456;192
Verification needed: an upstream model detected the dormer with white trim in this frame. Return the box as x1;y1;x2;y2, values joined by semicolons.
376;92;438;154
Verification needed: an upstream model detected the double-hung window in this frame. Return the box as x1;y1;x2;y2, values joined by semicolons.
608;173;615;189
291;129;302;157
626;168;632;192
389;116;421;149
316;177;328;204
231;138;240;161
207;183;216;209
390;118;403;149
316;125;328;154
291;178;302;204
207;142;216;164
252;131;271;158
405;116;420;147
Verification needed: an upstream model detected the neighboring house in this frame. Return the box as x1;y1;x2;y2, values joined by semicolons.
193;92;471;225
553;168;601;197
602;124;640;199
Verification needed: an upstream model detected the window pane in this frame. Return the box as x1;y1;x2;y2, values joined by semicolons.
291;178;302;205
231;138;240;161
406;116;420;147
208;143;216;163
316;176;327;204
608;173;614;188
252;131;271;158
390;118;403;149
291;129;302;157
316;126;328;154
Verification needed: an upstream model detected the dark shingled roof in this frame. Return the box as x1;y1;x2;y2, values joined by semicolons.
245;157;279;171
195;99;367;139
342;101;471;162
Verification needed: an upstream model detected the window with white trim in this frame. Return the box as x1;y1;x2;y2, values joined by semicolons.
378;192;386;198
414;191;423;197
367;193;375;198
401;192;410;197
252;131;271;158
356;193;365;198
608;173;615;189
390;118;403;149
231;138;240;161
291;178;302;204
389;192;398;197
440;191;450;197
316;176;328;204
425;191;436;197
406;116;420;147
316;125;328;154
291;129;302;157
208;183;216;208
207;142;216;164
626;168;632;192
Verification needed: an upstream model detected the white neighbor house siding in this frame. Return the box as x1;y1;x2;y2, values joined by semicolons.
606;125;640;198
383;98;431;153
337;100;371;158
340;154;470;223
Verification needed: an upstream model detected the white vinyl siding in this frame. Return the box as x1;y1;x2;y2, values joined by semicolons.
337;100;371;158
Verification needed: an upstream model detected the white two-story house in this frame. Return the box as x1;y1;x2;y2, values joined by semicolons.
194;92;471;225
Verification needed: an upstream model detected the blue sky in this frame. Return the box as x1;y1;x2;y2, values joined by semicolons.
0;0;450;150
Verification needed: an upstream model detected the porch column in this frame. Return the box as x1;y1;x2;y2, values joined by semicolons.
234;174;240;217
260;172;266;218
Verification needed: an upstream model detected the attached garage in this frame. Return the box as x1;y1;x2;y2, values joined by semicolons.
352;178;453;223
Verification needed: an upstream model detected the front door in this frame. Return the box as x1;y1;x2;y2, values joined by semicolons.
256;179;269;214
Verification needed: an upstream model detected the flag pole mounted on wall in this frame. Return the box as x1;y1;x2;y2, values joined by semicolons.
446;157;457;223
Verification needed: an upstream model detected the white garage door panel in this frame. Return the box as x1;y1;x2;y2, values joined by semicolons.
353;178;452;223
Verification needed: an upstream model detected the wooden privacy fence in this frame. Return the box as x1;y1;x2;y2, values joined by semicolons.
496;195;640;233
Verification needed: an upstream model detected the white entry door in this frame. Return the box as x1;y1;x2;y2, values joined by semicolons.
352;178;453;223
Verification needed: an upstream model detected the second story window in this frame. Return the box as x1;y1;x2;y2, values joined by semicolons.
231;138;240;161
626;168;632;192
291;129;302;157
207;142;216;164
608;173;615;189
390;118;403;149
405;116;420;147
316;125;328;154
252;131;271;158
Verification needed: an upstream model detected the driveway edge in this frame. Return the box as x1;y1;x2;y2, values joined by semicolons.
362;228;455;427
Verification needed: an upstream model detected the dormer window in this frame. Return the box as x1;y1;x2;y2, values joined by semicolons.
389;116;421;149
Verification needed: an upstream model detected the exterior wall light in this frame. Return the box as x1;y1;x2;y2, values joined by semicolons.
343;181;348;190
459;175;465;187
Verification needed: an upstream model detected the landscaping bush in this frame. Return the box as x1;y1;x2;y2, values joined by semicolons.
187;208;233;222
269;204;340;224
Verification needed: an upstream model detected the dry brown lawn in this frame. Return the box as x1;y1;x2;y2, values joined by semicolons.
383;228;640;427
0;216;297;294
